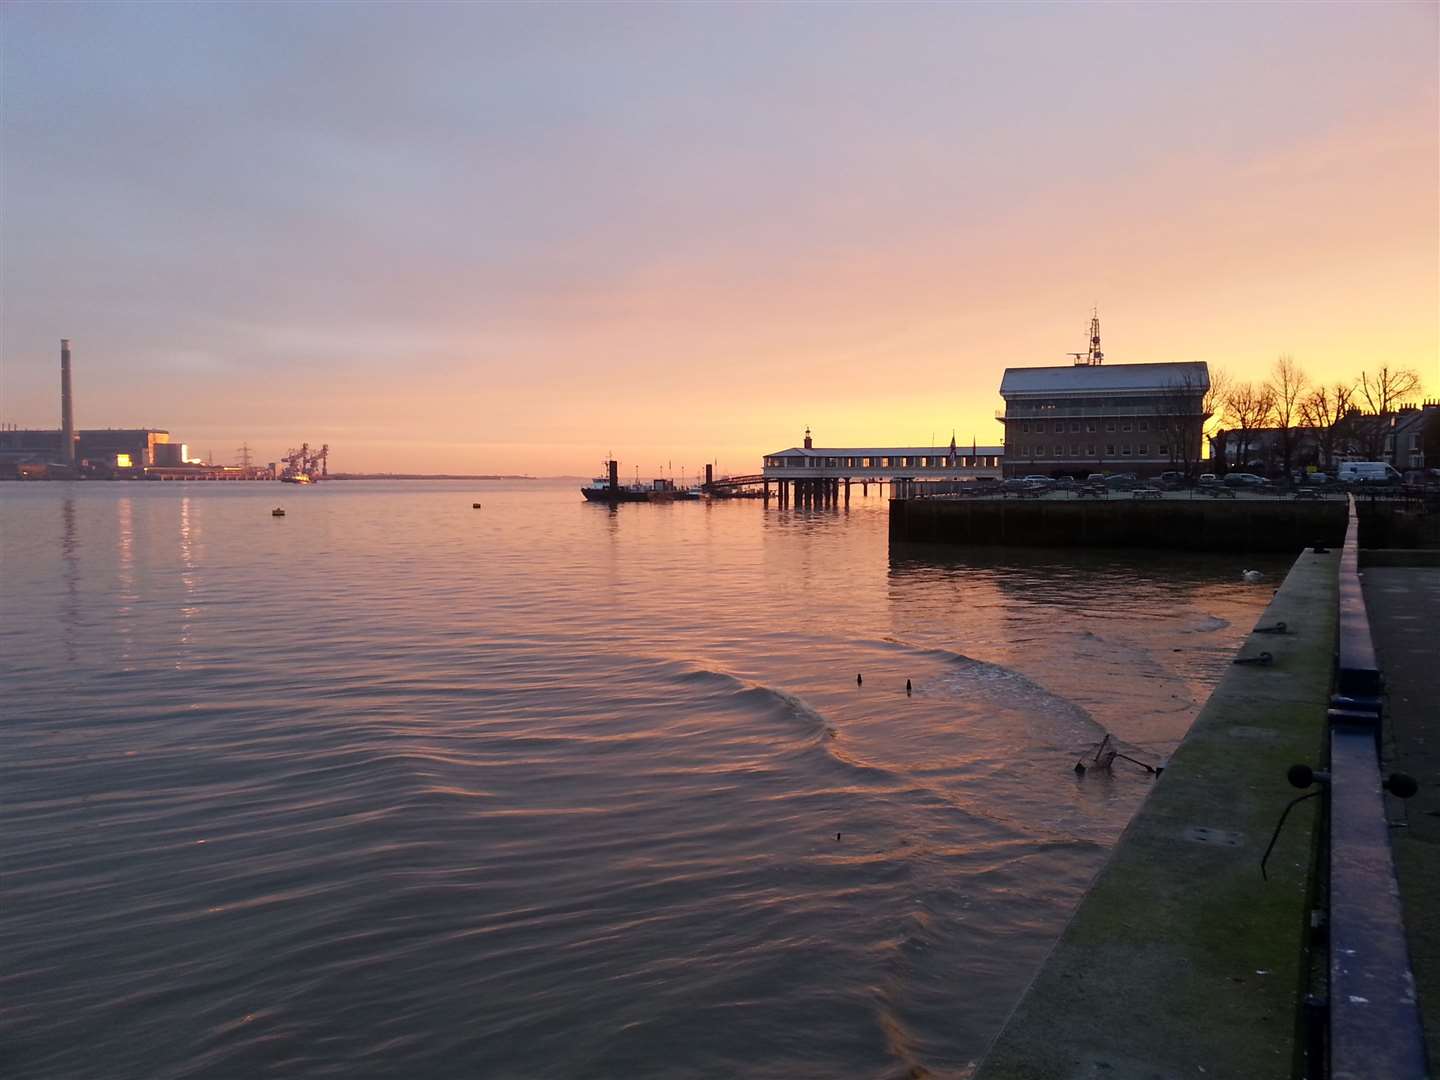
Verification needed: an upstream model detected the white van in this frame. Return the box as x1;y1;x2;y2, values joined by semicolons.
1336;461;1402;484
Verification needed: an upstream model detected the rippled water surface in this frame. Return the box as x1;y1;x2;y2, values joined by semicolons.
1;480;1290;1079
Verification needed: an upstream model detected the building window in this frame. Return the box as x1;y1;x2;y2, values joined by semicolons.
1105;421;1115;432
1159;444;1169;456
1138;443;1148;455
1122;445;1132;456
1105;444;1115;456
1054;445;1064;456
1086;422;1096;432
1086;444;1095;456
1070;422;1081;433
1070;443;1080;455
1022;422;1030;433
1138;421;1149;432
1122;421;1133;432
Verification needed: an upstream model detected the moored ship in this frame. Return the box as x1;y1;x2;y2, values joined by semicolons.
582;460;702;502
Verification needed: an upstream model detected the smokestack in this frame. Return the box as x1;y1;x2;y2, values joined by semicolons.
60;339;75;467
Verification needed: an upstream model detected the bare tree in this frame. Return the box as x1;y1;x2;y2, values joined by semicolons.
1223;381;1276;471
1354;366;1423;461
1265;355;1309;480
1299;382;1357;468
1155;370;1211;478
1203;369;1232;439
1359;366;1422;415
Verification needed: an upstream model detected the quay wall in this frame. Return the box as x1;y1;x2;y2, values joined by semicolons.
1355;501;1440;549
890;496;1347;553
976;547;1339;1080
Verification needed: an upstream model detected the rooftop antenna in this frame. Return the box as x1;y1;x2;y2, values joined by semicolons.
1088;306;1104;365
1070;307;1104;366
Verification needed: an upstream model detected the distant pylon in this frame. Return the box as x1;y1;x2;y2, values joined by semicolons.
236;443;253;468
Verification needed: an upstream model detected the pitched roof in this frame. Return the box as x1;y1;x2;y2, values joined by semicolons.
1000;362;1209;396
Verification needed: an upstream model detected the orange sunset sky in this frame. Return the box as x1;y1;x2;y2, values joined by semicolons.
2;3;1436;475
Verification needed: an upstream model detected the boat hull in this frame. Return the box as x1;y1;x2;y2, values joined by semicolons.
581;487;651;502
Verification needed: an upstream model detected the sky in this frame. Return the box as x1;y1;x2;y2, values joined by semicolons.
2;2;1436;475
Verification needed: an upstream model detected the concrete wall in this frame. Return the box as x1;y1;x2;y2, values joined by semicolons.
890;497;1348;553
976;548;1340;1080
1356;502;1440;549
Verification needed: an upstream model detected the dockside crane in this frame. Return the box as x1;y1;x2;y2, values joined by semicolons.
279;442;330;480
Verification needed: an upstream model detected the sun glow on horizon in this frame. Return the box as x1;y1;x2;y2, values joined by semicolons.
0;3;1434;474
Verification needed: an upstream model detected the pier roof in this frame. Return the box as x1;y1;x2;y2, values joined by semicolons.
766;445;1003;458
1000;361;1209;397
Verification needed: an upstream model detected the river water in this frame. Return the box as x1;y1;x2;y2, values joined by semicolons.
0;480;1288;1079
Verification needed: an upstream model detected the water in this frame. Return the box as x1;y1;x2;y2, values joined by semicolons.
1;480;1289;1079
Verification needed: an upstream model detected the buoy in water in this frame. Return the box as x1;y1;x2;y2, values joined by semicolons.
272;508;285;517
905;679;912;696
856;673;863;686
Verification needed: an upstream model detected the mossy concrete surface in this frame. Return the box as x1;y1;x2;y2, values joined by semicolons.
976;550;1338;1080
1362;566;1440;1068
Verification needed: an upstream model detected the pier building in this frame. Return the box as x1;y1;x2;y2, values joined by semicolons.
760;429;1002;505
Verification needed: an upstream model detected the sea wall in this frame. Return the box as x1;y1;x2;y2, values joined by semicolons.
890;496;1347;553
1355;501;1440;549
975;547;1339;1080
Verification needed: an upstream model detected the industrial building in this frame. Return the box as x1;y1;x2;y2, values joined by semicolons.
0;339;277;480
997;315;1209;479
0;427;173;470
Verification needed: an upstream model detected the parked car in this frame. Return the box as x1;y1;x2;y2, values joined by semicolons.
1104;472;1139;490
1222;472;1269;487
1198;473;1220;486
1304;472;1331;485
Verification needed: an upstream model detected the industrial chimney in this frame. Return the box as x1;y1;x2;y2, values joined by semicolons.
60;339;76;467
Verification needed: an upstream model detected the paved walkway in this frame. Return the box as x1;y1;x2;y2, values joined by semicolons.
1362;565;1440;1068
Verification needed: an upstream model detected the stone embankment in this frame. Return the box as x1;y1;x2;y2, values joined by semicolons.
890;495;1346;552
976;549;1339;1079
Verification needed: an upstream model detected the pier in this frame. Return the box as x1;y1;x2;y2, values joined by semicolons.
756;430;1003;507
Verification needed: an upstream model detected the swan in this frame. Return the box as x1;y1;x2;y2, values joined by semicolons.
1242;569;1263;583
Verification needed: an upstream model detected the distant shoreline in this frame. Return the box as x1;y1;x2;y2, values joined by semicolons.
327;473;536;481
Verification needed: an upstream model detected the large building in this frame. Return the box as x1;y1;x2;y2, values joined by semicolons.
998;358;1210;479
0;428;172;467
